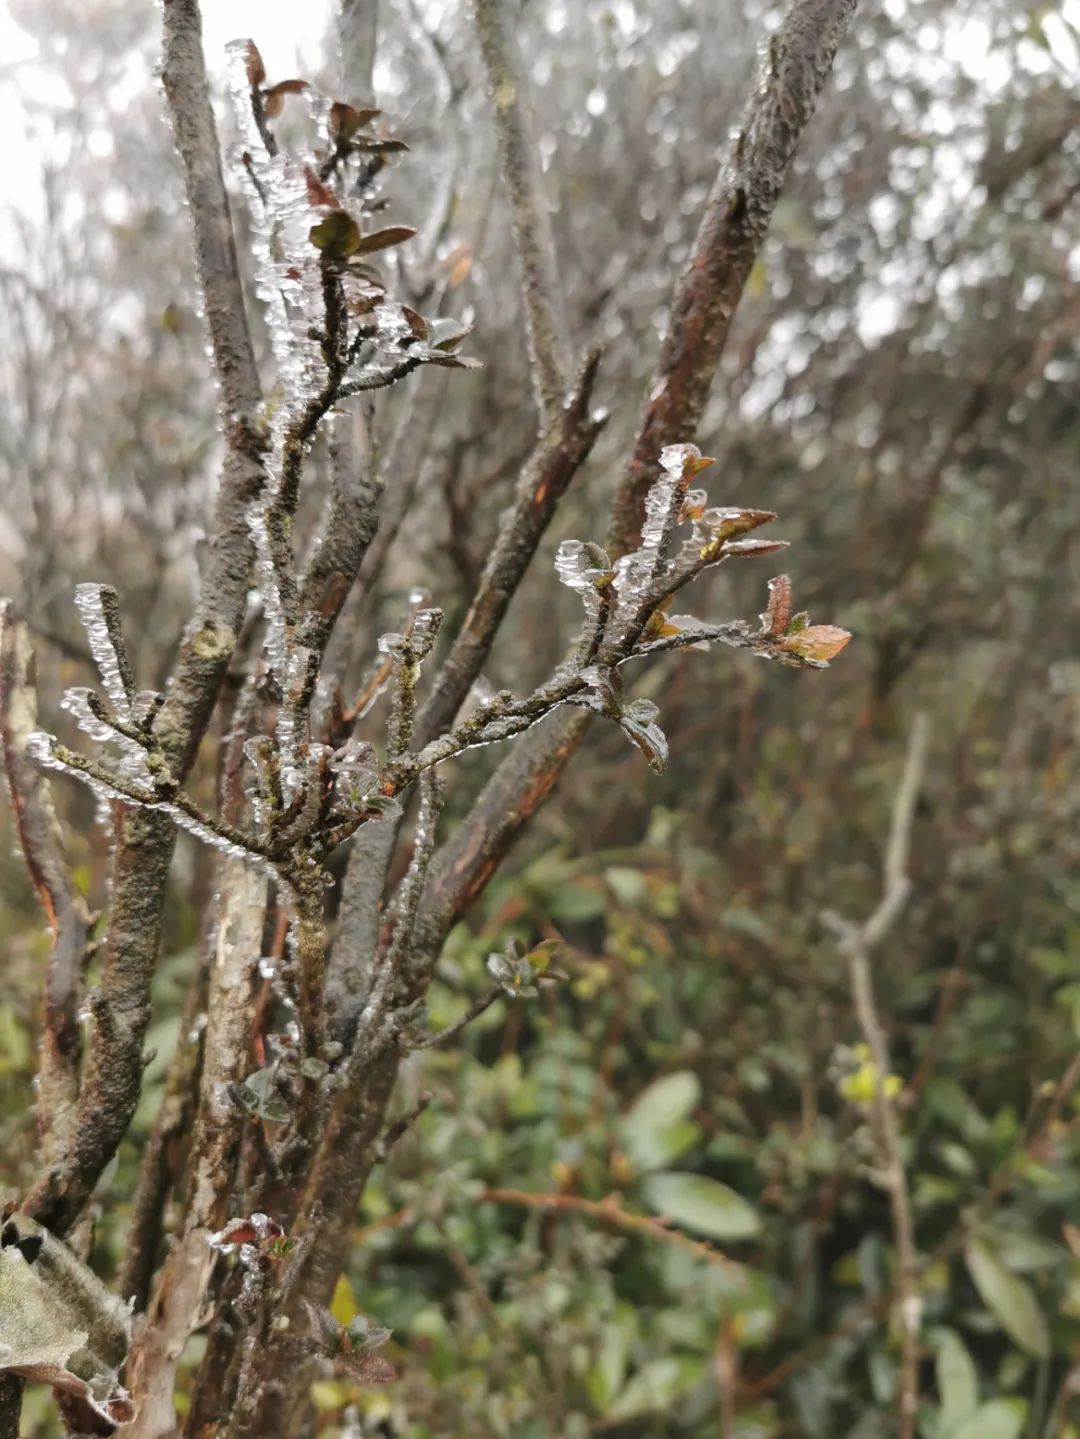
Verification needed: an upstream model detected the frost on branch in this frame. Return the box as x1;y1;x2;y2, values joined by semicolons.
547;443;851;768
226;41;478;711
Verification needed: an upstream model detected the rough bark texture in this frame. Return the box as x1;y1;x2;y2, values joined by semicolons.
19;0;266;1243
126;862;264;1439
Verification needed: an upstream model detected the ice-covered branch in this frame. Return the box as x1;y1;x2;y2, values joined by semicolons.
610;0;859;556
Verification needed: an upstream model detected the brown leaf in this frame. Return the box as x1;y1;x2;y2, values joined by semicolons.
243;42;266;87
355;225;417;256
400;306;429;340
443;244;473;288
779;624;852;663
263;79;309;118
349;1353;397;1386
329;102;382;142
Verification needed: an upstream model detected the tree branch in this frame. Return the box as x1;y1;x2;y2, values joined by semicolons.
22;0;266;1240
473;0;570;424
416;348;605;744
0;603;88;1161
421;0;858;939
126;861;265;1439
609;0;859;556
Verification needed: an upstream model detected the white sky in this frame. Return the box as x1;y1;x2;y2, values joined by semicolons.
0;0;335;226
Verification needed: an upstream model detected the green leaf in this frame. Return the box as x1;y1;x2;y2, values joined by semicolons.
603;1356;703;1424
642;1171;761;1241
951;1399;1028;1439
309;210;362;257
585;1324;628;1409
935;1328;978;1433
965;1239;1049;1358
621;1071;700;1171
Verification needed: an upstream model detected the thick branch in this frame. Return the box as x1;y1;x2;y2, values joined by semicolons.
119;956;209;1312
23;0;266;1238
127;862;264;1439
609;0;858;555
473;0;569;422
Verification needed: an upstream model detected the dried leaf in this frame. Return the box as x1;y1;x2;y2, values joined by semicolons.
0;1216;133;1427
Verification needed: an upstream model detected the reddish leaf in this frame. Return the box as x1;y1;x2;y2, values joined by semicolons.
243;42;266;87
400;305;429;340
349;1353;397;1386
765;574;792;636
263;79;309;118
329;102;382;142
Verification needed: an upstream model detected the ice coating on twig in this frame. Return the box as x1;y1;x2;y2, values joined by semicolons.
73;583;137;722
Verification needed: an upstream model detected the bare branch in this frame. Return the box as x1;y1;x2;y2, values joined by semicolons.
473;0;570;423
22;0;267;1240
119;958;208;1313
421;0;858;938
823;714;929;1439
0;603;89;1162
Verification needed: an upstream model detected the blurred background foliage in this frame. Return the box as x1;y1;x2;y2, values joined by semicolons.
2;0;1080;1434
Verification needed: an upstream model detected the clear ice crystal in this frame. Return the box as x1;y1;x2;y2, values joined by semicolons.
73;582;135;722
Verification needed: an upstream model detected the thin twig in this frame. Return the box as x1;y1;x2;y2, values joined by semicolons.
822;713;929;1439
478;1188;741;1271
406;986;501;1049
